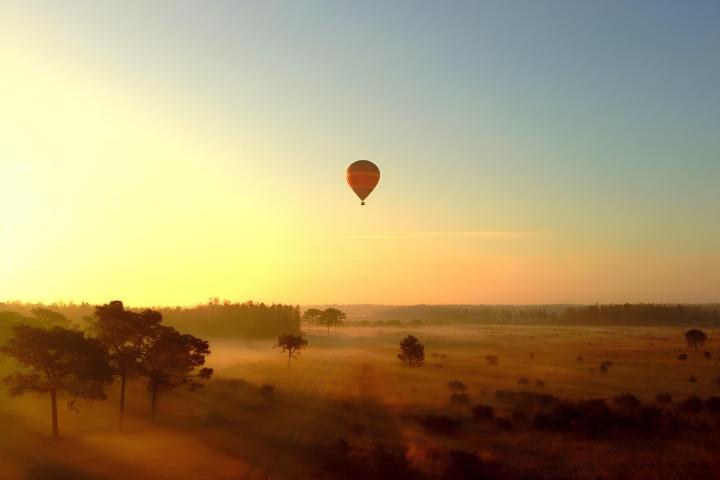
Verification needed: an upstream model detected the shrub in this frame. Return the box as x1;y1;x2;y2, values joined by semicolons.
495;417;513;430
517;377;529;385
599;360;613;373
679;395;703;414
471;405;494;420
447;380;467;392
655;393;672;404
534;379;545;388
485;355;498;366
260;384;275;400
576;356;583;362
705;396;720;413
688;375;697;383
450;393;470;405
678;353;688;361
704;351;712;359
421;414;461;434
529;353;535;360
614;393;642;410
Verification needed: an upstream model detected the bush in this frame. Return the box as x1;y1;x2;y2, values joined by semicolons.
495;417;513;430
471;405;495;420
600;360;613;373
655;393;672;404
447;380;467;392
420;414;462;434
704;351;712;359
517;377;529;385
679;395;703;414
529;353;535;360
678;353;688;361
613;393;642;410
705;396;720;413
576;355;583;362
485;355;498;366
450;393;470;405
688;375;697;383
260;384;275;400
534;379;545;388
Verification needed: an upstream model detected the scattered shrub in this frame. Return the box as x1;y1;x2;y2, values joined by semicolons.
576;356;583;362
516;377;529;385
260;384;275;400
678;353;688;361
534;379;545;388
599;360;613;373
614;393;642;410
447;380;467;392
679;395;703;414
688;375;697;383
495;417;513;430
485;355;498;366
450;393;470;405
704;351;712;359
529;353;535;360
421;414;462;434
655;393;672;404
471;405;495;420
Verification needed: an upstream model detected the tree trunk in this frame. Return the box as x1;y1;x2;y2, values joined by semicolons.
119;374;126;425
288;352;292;368
150;382;158;423
50;389;59;439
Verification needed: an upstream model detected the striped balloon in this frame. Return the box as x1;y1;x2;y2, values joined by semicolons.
346;160;380;206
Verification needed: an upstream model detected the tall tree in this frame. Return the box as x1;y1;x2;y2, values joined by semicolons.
275;334;308;367
397;335;425;368
302;308;324;331
321;308;346;335
685;329;708;350
137;325;212;421
0;325;113;438
90;301;162;424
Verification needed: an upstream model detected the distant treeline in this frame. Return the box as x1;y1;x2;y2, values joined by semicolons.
161;300;301;338
0;299;301;339
368;304;720;327
559;304;720;326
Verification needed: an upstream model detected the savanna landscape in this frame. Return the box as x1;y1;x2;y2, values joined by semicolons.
2;1;720;479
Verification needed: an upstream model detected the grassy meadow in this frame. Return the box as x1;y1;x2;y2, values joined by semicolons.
1;324;719;479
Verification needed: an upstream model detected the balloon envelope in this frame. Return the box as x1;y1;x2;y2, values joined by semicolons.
346;160;380;204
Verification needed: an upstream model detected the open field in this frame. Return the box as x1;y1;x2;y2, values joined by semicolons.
2;324;720;479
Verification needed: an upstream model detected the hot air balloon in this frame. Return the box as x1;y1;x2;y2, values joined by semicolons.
346;160;380;205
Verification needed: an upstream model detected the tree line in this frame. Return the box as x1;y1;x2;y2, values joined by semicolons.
0;301;212;438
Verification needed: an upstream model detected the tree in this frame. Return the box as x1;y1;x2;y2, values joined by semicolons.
302;308;324;331
397;335;424;367
275;334;308;367
485;355;498;366
321;308;346;334
685;329;707;350
0;325;113;438
137;325;213;421
90;301;162;424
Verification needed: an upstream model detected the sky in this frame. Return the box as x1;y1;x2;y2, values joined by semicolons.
1;0;718;306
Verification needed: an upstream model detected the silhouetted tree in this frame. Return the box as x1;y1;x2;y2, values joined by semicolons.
275;334;308;367
137;325;213;421
685;329;707;349
321;308;346;334
0;325;113;438
397;335;425;367
90;301;162;424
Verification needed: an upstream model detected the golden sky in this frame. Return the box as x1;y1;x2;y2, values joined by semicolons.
1;3;718;306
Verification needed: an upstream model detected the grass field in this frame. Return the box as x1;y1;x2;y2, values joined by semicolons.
2;324;720;479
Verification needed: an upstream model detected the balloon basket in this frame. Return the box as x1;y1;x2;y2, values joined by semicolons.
361;201;365;206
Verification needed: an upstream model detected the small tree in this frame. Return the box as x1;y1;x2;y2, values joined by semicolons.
275;334;308;367
397;335;424;367
0;325;113;438
685;329;707;350
485;355;498;366
138;325;213;421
